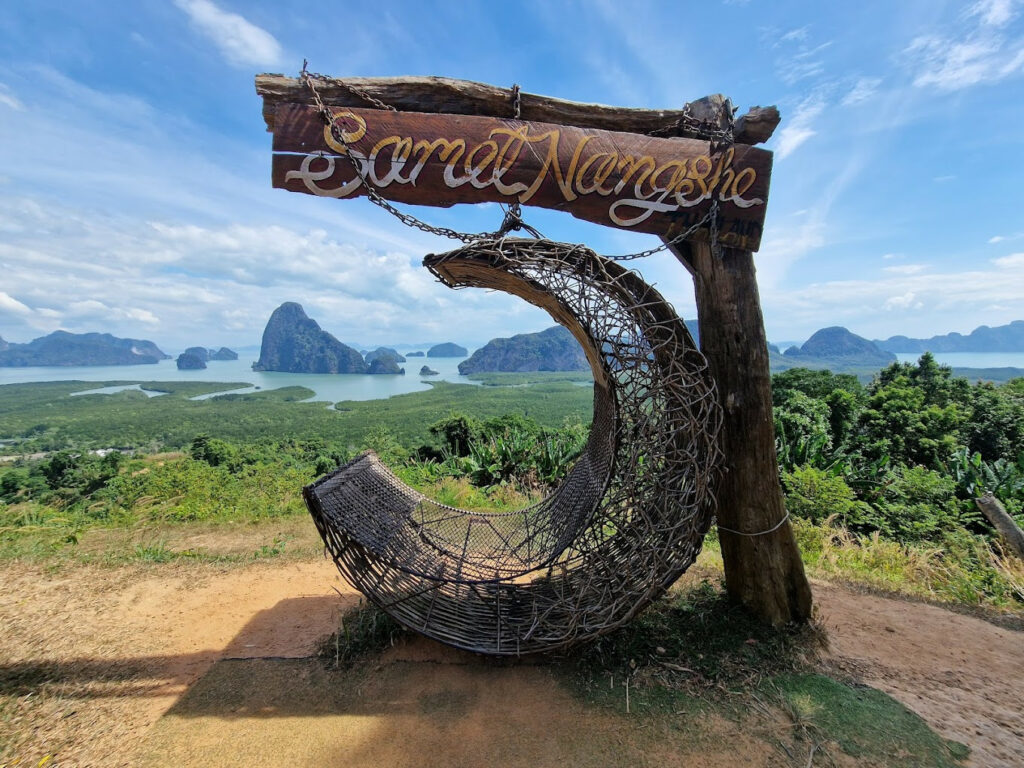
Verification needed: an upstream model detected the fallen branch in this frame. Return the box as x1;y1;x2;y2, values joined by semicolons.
976;492;1024;560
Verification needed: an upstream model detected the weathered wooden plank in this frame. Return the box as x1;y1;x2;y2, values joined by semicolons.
269;105;772;250
976;492;1024;559
254;74;780;145
666;238;813;625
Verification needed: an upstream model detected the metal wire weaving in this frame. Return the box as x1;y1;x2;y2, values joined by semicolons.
304;237;723;654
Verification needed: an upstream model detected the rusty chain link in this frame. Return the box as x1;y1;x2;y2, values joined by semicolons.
298;64;732;259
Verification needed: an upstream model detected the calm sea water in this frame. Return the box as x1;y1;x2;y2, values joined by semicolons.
894;352;1024;369
5;351;1021;405
0;355;478;403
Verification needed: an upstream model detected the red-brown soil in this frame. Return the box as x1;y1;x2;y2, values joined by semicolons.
1;560;1021;767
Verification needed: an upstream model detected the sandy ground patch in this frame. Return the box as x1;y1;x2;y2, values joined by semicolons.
817;582;1024;768
2;560;1021;767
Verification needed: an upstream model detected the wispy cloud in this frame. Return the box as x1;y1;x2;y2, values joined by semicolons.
989;232;1024;243
841;77;882;106
764;254;1024;338
0;292;32;317
774;94;825;159
0;83;24;111
778;26;810;45
883;264;929;275
884;291;924;310
970;0;1019;27
174;0;283;69
993;252;1024;267
905;1;1024;91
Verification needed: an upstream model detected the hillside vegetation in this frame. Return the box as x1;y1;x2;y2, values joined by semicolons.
0;354;1021;609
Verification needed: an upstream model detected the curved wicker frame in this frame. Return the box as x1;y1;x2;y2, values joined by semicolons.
304;237;723;654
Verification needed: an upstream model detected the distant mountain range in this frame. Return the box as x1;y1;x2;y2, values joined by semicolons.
459;326;587;374
3;318;1021;374
783;327;896;367
0;331;169;367
874;320;1024;353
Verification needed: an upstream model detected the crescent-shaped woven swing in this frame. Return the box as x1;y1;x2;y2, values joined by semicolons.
304;235;723;654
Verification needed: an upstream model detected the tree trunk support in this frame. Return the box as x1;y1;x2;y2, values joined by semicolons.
667;239;813;625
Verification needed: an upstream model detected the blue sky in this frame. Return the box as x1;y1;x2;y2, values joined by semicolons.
1;0;1023;351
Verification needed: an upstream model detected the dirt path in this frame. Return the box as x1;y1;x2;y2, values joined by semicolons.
0;560;350;765
1;561;1021;767
816;583;1024;768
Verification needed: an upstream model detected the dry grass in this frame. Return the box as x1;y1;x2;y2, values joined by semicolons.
791;517;1024;610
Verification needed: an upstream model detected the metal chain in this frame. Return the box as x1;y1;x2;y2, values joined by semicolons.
604;203;718;261
646;101;735;143
300;65;512;243
298;64;731;257
605;99;735;261
504;83;526;233
300;59;396;112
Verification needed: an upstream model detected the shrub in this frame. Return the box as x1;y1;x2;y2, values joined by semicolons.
782;466;874;528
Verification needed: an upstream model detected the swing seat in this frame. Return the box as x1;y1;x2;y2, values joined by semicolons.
304;237;722;654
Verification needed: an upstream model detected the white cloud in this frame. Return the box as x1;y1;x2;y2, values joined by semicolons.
776;41;833;85
989;233;1024;244
779;27;810;44
994;252;1024;267
884;291;924;310
970;0;1018;27
763;256;1024;339
0;83;24;111
841;77;881;106
906;3;1024;92
0;292;31;316
0;194;550;349
774;94;825;159
883;264;929;275
174;0;283;69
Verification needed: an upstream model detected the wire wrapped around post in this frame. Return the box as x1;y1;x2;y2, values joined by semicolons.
304;237;723;654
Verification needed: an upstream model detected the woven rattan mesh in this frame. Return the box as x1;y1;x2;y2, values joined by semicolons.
304;237;722;654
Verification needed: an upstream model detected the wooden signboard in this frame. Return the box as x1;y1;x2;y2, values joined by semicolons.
270;104;772;251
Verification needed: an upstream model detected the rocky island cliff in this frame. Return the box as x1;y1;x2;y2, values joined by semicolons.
0;331;169;367
783;327;896;367
253;302;367;374
458;326;588;374
427;342;468;358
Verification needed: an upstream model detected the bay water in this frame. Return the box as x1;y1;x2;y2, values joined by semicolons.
0;354;477;403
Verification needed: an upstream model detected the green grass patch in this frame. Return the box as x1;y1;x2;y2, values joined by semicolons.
318;601;409;669
774;673;969;766
0;379;591;454
312;581;967;767
559;579;823;706
466;371;594;386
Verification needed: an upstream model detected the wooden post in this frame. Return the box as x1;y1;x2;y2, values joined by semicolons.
667;240;813;625
976;492;1024;560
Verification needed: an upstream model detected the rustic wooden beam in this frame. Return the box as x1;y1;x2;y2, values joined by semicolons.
254;74;780;145
976;492;1024;560
666;238;813;625
268;105;772;251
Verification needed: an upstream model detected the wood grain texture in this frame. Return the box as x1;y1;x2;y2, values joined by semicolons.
254;74;780;145
667;239;814;625
269;105;772;250
976;493;1024;559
